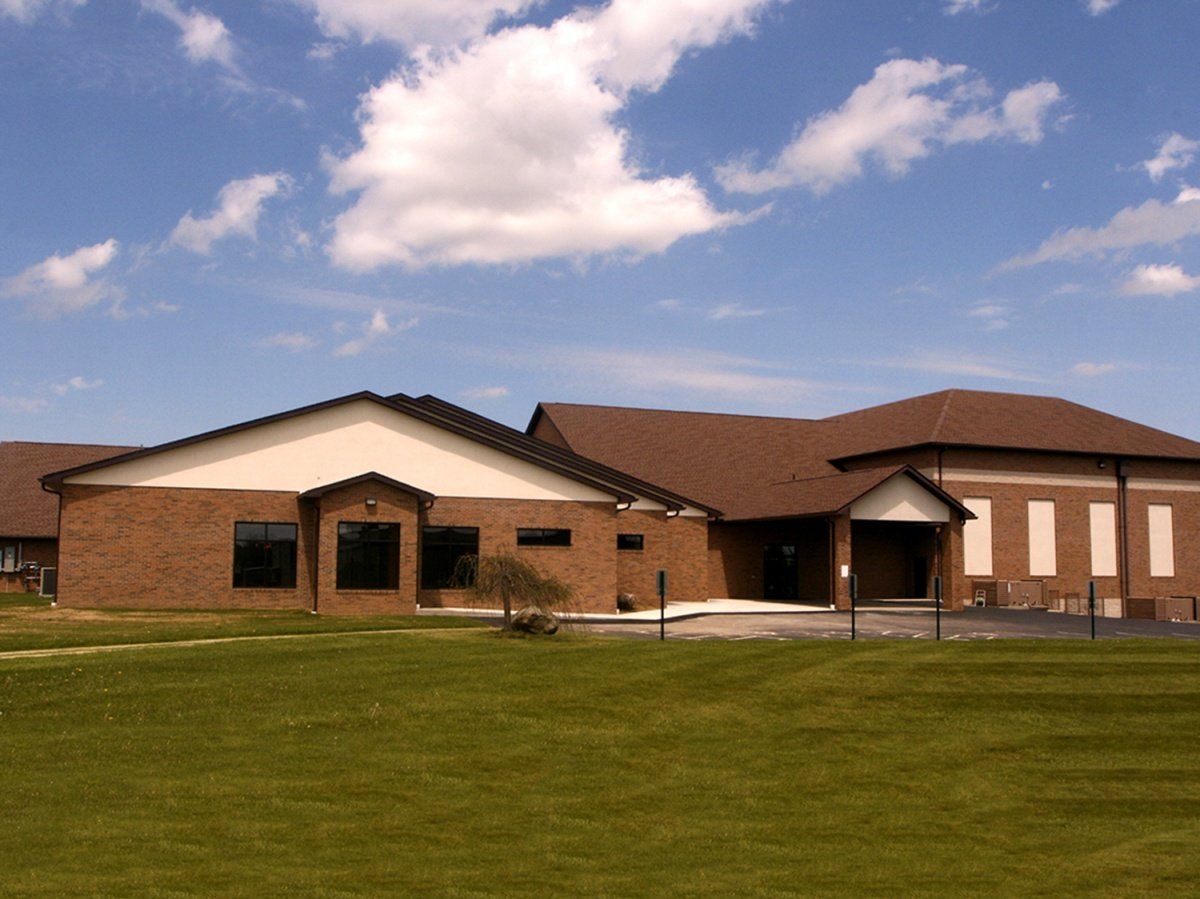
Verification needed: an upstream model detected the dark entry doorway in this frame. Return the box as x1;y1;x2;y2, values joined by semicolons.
763;544;798;600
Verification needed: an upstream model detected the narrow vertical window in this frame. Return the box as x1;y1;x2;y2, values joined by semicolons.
1088;502;1118;578
1148;504;1175;577
1027;499;1057;577
962;498;993;577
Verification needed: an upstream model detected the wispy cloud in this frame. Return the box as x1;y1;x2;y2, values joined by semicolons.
462;385;510;400
707;302;767;321
967;303;1010;331
334;310;418;357
258;331;318;352
1085;0;1120;15
51;375;103;396
873;350;1044;382
0;394;49;413
1003;186;1200;269
1071;361;1120;377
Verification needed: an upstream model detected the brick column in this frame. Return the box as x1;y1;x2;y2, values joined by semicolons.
940;518;964;612
831;512;853;611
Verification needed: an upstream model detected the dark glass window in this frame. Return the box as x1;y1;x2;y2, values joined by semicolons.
617;533;645;551
421;526;479;589
337;522;400;590
516;528;572;547
233;522;297;588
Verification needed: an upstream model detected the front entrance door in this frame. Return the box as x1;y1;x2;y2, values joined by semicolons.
763;544;798;600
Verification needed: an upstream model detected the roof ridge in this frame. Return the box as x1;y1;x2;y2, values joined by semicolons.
0;440;139;449
930;389;955;443
768;465;904;487
540;401;822;423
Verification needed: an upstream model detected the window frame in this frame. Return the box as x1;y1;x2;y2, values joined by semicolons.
617;533;645;551
420;525;480;590
337;521;402;591
516;528;572;547
232;521;298;590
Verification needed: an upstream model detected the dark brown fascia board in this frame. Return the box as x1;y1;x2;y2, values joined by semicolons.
41;391;636;505
830;441;1200;468
298;472;435;503
404;394;723;517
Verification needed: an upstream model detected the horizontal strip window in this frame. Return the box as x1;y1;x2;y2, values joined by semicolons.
338;522;400;591
617;533;644;551
233;522;297;589
517;528;571;547
421;526;479;589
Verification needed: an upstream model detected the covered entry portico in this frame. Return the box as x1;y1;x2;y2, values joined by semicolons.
708;466;971;611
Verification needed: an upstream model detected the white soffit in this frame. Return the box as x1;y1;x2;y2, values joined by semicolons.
849;474;951;523
66;399;615;502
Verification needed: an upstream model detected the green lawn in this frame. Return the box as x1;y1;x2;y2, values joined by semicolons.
0;594;482;653
2;632;1198;896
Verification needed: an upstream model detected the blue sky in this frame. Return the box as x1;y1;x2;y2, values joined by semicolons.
2;0;1198;445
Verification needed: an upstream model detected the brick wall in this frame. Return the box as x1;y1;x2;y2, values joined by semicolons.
708;518;830;601
57;484;318;610
418;497;619;613
614;509;708;608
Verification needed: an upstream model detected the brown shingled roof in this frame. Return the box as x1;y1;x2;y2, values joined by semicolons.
0;441;138;538
825;389;1200;462
530;388;1200;520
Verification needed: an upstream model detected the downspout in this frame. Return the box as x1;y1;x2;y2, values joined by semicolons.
936;447;944;488
41;480;62;606
311;500;322;614
1117;458;1130;606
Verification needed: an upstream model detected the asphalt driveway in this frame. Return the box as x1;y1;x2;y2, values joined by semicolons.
586;605;1200;641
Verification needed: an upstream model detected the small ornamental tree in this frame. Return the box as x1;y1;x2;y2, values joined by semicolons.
453;553;574;628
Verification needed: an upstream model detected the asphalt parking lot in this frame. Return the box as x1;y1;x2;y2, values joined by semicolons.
585;606;1200;641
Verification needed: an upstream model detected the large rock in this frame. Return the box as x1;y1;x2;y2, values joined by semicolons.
510;606;560;635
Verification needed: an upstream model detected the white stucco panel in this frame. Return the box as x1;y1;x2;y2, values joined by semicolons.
66;399;615;502
849;475;951;523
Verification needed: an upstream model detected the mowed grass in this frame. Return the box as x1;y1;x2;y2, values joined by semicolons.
3;633;1199;896
0;594;482;653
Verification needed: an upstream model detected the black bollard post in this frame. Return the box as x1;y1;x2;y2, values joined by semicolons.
850;573;858;641
1088;580;1096;641
934;575;942;641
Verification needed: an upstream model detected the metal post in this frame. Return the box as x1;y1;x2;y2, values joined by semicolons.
1088;580;1096;641
850;573;858;641
934;575;942;641
657;569;668;642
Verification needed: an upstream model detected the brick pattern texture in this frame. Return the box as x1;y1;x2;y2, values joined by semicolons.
57;484;705;614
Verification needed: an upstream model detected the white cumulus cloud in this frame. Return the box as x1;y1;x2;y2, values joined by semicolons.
287;0;539;49
717;58;1063;195
2;239;121;316
324;0;776;272
1119;263;1200;297
334;310;418;357
170;172;293;255
1005;186;1200;268
1142;132;1199;183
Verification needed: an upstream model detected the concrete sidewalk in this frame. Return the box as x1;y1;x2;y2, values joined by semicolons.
420;598;840;624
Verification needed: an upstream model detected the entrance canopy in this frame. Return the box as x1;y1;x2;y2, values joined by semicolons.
723;465;972;524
